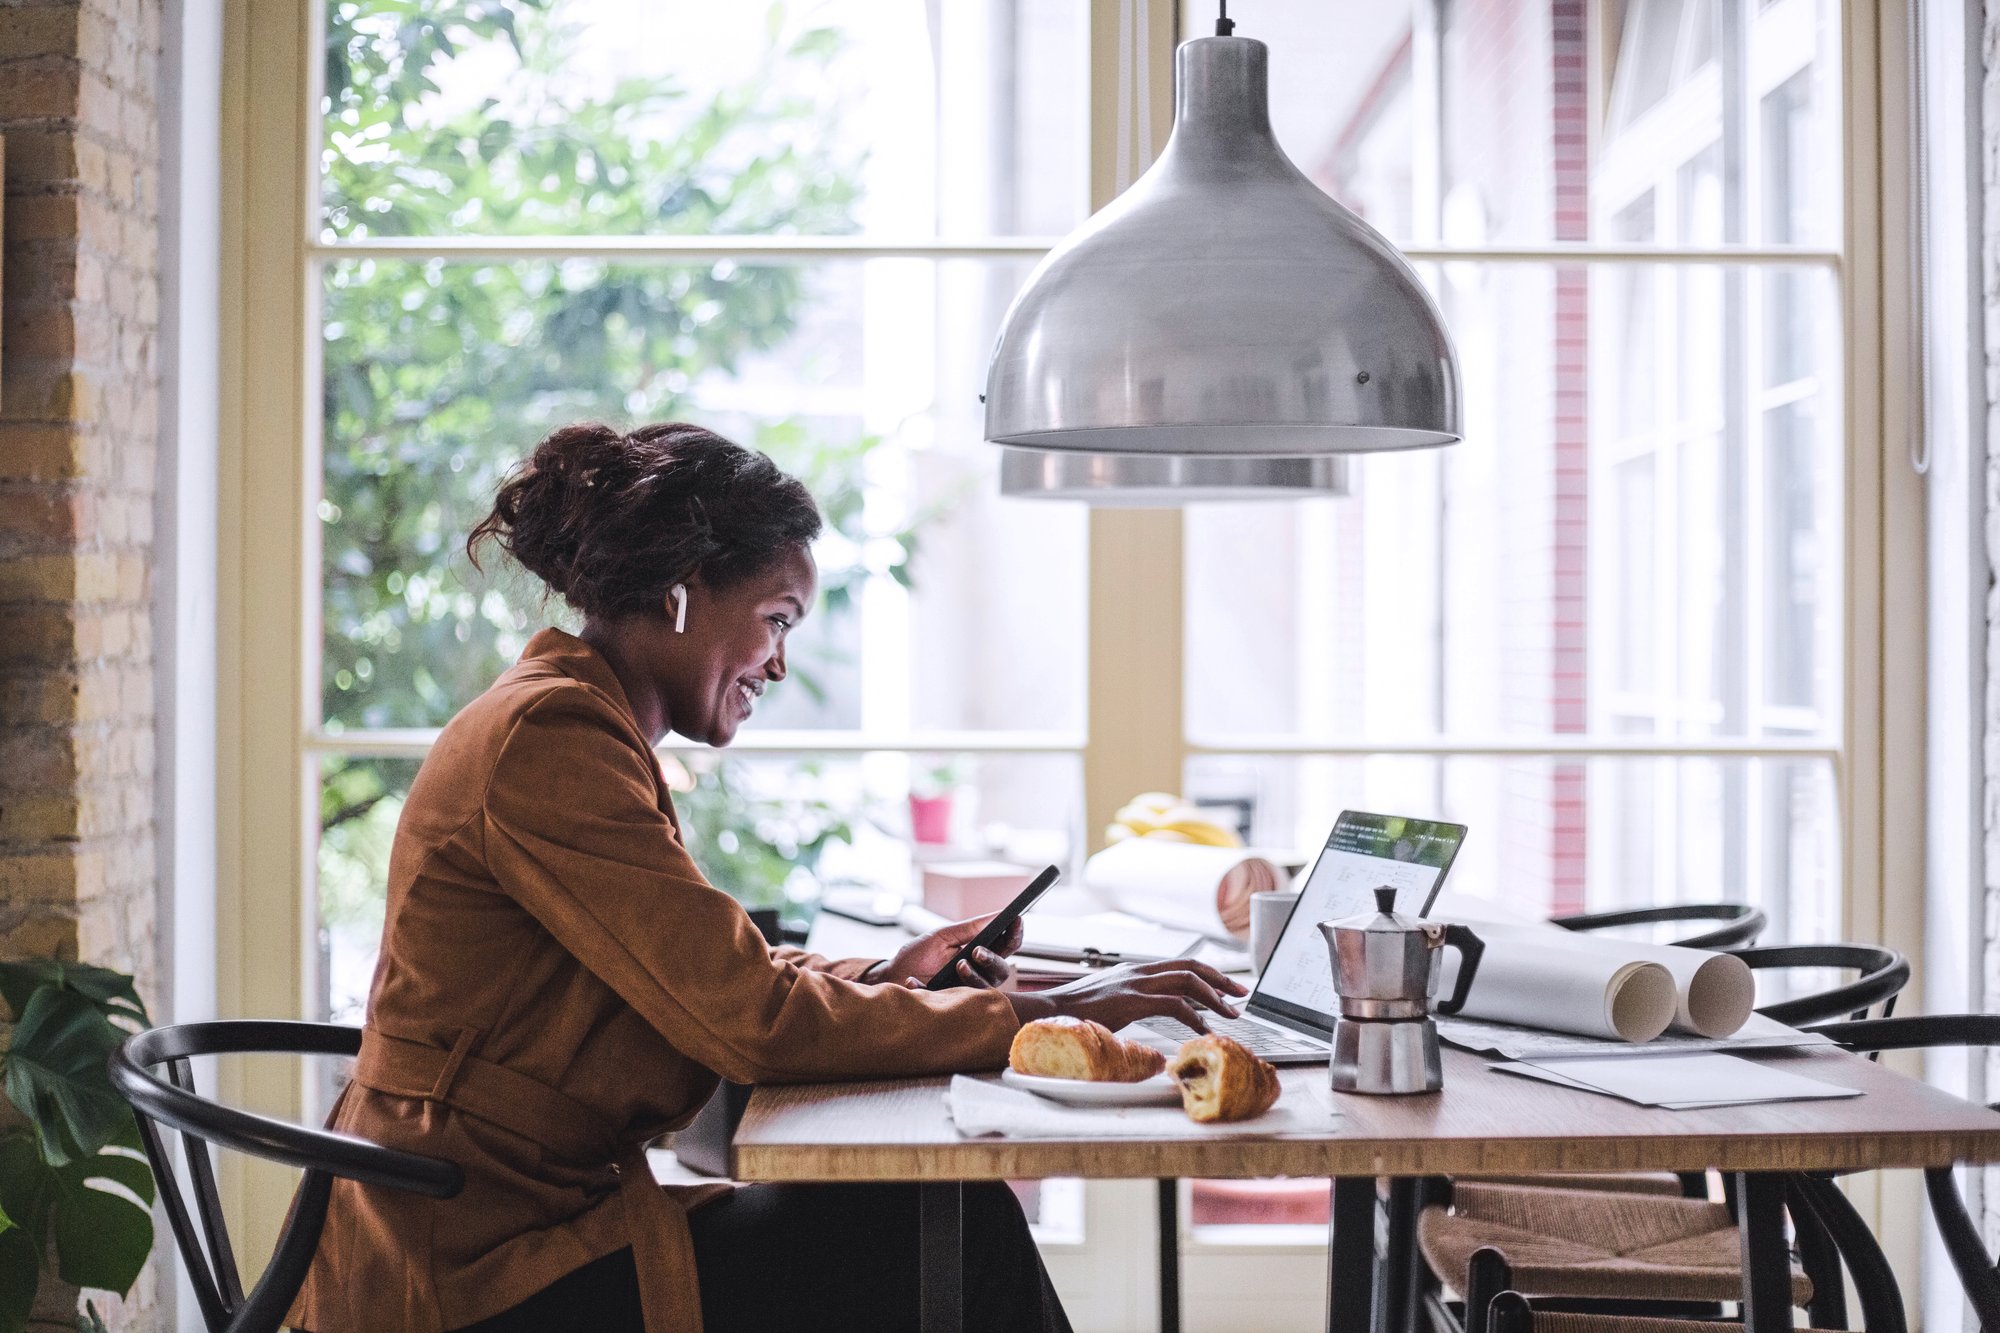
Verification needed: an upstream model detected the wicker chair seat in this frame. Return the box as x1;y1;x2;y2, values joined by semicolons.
1504;1315;1744;1333
1418;1182;1812;1306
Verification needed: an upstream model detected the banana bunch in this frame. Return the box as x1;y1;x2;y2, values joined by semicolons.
1105;792;1242;848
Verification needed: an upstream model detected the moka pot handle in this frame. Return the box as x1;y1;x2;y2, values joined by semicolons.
1435;925;1485;1017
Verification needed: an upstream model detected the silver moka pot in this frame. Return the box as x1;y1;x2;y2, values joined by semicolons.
1319;886;1484;1094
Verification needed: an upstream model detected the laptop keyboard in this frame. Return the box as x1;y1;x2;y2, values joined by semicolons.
1137;1013;1328;1058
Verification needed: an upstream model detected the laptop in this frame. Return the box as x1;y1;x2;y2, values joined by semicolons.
1130;810;1469;1065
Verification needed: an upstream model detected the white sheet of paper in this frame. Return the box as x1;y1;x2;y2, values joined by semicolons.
1439;1012;1834;1062
1491;1061;1768;1110
1494;1052;1862;1108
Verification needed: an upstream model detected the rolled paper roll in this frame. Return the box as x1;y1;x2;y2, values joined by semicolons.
1677;949;1756;1038
1442;921;1756;1040
1592;938;1754;1039
1083;838;1283;942
1438;929;1679;1043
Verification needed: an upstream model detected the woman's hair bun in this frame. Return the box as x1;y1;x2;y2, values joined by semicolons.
468;421;821;620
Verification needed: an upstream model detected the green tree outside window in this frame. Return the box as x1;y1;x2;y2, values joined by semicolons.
319;1;926;963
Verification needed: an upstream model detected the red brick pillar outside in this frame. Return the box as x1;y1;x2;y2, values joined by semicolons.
0;0;164;1326
1548;0;1591;914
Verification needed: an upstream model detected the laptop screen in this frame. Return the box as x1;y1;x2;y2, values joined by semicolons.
1250;811;1468;1035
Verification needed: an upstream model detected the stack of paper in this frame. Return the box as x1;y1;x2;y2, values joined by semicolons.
1494;1051;1861;1110
1439;1012;1834;1062
878;903;1239;984
1018;913;1204;968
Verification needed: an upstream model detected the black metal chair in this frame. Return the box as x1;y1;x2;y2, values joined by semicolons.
1809;1013;2000;1332
108;1021;463;1333
1727;943;1910;1028
1413;941;1913;1333
1550;903;1768;951
1155;906;1768;1332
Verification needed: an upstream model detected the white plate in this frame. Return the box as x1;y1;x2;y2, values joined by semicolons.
1000;1068;1184;1107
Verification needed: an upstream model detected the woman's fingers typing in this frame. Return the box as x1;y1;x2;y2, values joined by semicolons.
1132;969;1239;1019
999;957;1253;1032
1135;957;1248;996
1169;998;1211;1034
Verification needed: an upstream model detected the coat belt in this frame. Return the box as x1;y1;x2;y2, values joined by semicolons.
351;1026;704;1333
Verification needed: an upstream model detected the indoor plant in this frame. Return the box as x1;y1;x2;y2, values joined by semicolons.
0;961;155;1333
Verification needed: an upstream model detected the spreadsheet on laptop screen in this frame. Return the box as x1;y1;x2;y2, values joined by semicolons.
1254;813;1466;1024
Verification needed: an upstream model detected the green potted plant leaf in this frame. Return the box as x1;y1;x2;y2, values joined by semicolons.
0;962;155;1333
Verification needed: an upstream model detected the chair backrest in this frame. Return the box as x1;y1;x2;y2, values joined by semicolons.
1548;902;1767;951
1810;1013;2000;1333
109;1021;463;1333
1728;943;1911;1027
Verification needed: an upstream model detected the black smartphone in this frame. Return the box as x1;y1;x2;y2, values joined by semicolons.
923;865;1061;991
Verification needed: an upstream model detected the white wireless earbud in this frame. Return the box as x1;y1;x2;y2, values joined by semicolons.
670;584;688;634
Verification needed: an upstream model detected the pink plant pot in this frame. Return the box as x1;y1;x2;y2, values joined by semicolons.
908;793;955;845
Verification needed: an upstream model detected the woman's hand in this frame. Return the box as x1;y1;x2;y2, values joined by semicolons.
1003;959;1249;1033
873;914;1025;990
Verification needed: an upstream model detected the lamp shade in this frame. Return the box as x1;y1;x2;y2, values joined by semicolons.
999;448;1349;504
984;35;1461;460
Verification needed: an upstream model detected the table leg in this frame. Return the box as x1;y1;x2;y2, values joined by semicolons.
1328;1176;1377;1333
919;1180;963;1333
1381;1178;1421;1333
1734;1171;1792;1333
1157;1179;1181;1333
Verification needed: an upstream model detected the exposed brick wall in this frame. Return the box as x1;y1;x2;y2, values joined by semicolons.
0;0;163;1325
1438;0;1590;911
1548;0;1590;914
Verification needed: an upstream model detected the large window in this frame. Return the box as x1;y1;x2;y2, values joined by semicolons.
1174;0;1848;1263
312;1;1094;1024
304;0;1105;1261
1182;0;1842;932
306;0;1850;1032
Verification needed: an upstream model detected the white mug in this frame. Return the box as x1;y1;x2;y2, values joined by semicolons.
1248;889;1302;975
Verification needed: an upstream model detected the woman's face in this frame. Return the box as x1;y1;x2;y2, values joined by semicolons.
668;544;817;746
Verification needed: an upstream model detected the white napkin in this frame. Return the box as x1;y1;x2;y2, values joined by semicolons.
947;1073;1343;1139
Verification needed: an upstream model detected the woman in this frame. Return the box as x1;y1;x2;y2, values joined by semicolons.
290;422;1246;1333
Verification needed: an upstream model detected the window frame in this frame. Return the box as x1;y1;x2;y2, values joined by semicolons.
217;0;1923;1282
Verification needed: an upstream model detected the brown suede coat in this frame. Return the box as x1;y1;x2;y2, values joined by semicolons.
289;629;1019;1333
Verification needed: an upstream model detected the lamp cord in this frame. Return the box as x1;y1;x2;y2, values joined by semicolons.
1216;0;1234;36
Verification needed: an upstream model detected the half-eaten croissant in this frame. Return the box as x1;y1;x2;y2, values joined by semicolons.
1168;1034;1282;1122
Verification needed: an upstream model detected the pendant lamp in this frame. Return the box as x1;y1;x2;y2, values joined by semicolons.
985;15;1460;501
998;447;1348;503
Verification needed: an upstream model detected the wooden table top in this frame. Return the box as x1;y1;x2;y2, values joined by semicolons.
733;1045;2000;1182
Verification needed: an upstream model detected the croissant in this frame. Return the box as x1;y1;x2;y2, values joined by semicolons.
1009;1016;1168;1082
1168;1034;1282;1123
